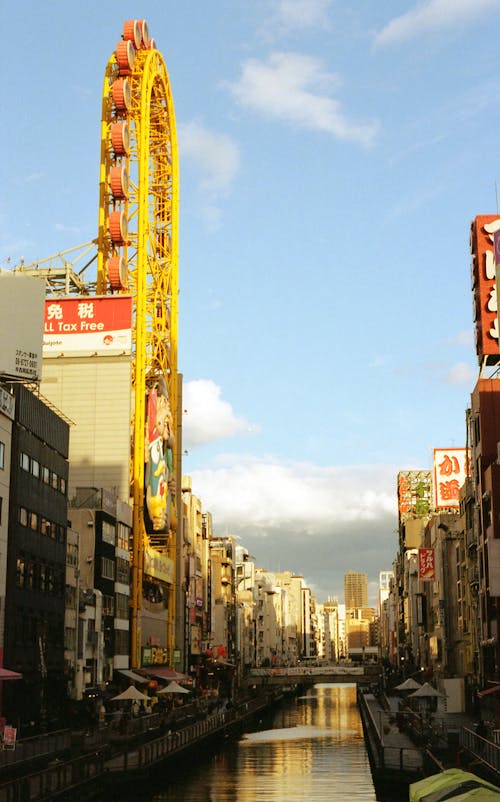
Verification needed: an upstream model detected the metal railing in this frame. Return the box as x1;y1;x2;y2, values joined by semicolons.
460;727;500;776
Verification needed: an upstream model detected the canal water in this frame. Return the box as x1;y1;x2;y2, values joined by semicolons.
103;684;408;802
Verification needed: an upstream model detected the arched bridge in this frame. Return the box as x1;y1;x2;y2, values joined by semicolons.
246;664;381;687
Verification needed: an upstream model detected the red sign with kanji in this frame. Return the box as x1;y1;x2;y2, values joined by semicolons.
418;548;435;582
433;447;470;509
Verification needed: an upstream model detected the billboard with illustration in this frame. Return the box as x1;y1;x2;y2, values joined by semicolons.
144;377;176;535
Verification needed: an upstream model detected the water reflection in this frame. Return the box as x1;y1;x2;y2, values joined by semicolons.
143;684;378;802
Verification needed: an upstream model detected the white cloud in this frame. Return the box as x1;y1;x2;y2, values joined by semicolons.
274;0;332;30
183;380;259;447
224;52;379;147
178;122;240;195
444;361;477;385
190;456;397;528
373;0;500;48
448;329;474;347
55;223;81;233
188;456;398;604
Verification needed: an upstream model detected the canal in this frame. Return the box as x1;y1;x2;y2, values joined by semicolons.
99;684;409;802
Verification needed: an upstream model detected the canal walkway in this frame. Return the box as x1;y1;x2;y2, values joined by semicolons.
0;692;278;801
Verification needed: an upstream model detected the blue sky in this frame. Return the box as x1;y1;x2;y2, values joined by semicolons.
2;0;500;605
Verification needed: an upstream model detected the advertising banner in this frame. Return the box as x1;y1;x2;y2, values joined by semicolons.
433;447;470;509
397;470;432;523
143;546;174;584
43;296;132;357
470;215;500;363
418;548;435;582
0;273;45;380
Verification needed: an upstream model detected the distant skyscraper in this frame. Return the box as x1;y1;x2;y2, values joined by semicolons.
344;570;368;609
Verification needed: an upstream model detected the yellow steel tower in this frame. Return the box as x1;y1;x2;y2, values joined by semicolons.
96;20;179;668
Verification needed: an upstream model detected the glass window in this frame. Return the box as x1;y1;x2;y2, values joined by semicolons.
19;507;28;527
20;453;30;471
42;466;50;484
51;472;58;490
102;520;116;546
29;512;38;531
101;557;115;580
31;459;40;478
16;557;25;587
0;441;4;470
117;523;130;550
60;477;66;495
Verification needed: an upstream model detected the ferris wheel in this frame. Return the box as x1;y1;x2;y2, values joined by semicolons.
96;20;179;666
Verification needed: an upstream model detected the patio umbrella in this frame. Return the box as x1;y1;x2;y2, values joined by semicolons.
409;682;443;698
158;680;190;695
394;677;422;692
111;685;149;702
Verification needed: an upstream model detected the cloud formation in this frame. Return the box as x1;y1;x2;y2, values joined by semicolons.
444;361;477;386
178;121;240;195
373;0;500;48
224;52;379;146
183;379;259;447
273;0;332;30
188;456;398;603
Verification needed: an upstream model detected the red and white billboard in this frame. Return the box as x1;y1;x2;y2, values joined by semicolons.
43;296;132;357
433;447;470;509
471;214;500;363
418;548;435;582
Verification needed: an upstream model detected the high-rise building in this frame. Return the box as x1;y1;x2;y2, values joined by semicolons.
344;570;368;609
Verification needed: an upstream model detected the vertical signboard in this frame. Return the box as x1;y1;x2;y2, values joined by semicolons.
397;471;432;523
144;378;176;535
418;548;435;582
0;273;45;380
471;215;500;364
433;447;469;509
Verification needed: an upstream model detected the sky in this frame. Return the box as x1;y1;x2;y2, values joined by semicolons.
2;0;500;606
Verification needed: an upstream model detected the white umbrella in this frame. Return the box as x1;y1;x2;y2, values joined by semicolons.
158;680;190;695
394;677;422;692
111;685;149;702
409;682;443;698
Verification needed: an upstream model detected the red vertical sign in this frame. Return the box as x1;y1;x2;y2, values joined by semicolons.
418;548;435;582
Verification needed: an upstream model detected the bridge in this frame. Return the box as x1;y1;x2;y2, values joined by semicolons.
246;664;381;687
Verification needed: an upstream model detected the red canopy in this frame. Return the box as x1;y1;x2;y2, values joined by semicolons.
0;668;22;681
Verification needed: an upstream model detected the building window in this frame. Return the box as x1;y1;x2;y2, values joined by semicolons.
19;507;28;527
29;511;38;532
42;466;50;484
20;452;30;472
102;594;115;615
0;497;2;525
117;523;130;550
116;557;129;584
101;557;115;580
115;592;129;619
102;521;116;546
60;477;66;495
51;472;58;490
16;557;25;587
0;442;4;469
31;459;40;478
115;629;129;655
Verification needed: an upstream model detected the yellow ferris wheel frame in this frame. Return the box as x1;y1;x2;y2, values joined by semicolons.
96;27;179;668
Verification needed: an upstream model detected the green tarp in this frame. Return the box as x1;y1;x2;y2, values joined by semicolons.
409;769;500;802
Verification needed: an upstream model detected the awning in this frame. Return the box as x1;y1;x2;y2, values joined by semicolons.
117;669;149;684
138;666;188;681
0;667;22;681
477;683;500;698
